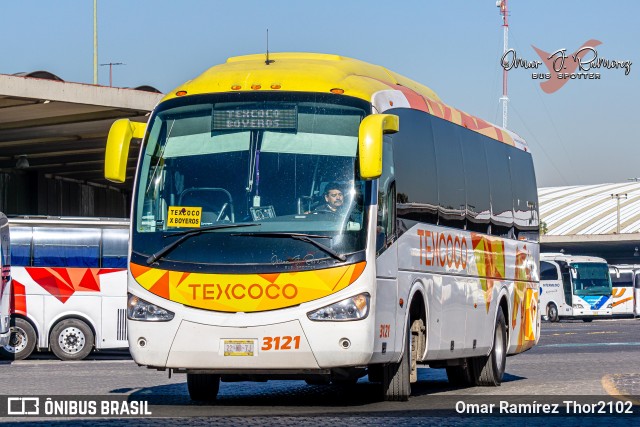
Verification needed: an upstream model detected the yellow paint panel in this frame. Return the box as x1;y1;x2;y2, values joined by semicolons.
131;262;366;312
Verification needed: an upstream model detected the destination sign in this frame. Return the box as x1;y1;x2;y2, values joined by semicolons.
213;105;297;130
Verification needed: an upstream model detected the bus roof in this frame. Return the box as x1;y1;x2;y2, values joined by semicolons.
161;52;528;150
541;253;608;264
8;216;129;228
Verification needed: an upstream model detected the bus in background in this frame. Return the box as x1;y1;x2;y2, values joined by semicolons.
0;217;129;361
0;212;10;347
540;253;612;322
105;52;540;401
608;265;637;317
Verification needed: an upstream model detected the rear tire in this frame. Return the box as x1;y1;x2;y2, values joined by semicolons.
472;308;507;386
547;303;559;322
187;373;220;402
446;358;475;387
0;317;37;360
50;319;94;361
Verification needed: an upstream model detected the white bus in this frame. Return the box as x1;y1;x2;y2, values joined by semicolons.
608;265;638;317
104;52;540;401
540;253;612;322
0;216;129;360
0;212;10;347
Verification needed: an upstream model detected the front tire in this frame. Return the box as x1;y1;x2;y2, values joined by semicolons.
0;318;37;360
381;318;421;401
472;308;507;386
187;373;220;402
50;319;94;361
547;303;559;322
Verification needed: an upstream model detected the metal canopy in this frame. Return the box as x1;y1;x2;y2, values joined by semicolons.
0;73;163;190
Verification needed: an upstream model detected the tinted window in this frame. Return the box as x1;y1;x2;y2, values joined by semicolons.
9;227;32;267
509;148;539;237
33;228;100;268
391;109;438;227
540;261;558;280
610;271;633;287
485;141;514;236
102;228;129;268
460;129;491;233
432;117;465;229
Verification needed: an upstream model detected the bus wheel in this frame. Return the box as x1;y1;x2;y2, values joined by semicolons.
472;308;507;386
382;318;419;401
187;373;220;402
0;318;37;360
547;303;559;322
582;318;593;323
50;319;94;361
446;358;475;387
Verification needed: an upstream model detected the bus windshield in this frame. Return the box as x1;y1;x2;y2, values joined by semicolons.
132;93;370;272
571;262;612;296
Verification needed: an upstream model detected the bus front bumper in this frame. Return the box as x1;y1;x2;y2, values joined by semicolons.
128;318;374;372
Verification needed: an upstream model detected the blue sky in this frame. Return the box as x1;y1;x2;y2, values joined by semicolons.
1;1;637;187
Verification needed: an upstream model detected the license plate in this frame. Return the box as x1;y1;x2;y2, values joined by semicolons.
223;339;255;356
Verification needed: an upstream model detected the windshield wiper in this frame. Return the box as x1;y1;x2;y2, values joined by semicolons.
146;223;260;265
231;232;347;262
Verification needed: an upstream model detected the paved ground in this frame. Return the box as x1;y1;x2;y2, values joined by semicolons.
0;318;638;425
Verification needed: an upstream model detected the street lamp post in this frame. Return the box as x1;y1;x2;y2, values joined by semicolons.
611;193;628;234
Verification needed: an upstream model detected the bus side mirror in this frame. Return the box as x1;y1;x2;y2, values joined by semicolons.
358;114;399;180
104;119;146;183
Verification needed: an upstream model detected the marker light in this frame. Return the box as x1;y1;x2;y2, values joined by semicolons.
231;85;242;90
270;84;282;89
127;293;174;322
307;293;369;321
251;84;261;90
330;88;345;94
175;90;187;96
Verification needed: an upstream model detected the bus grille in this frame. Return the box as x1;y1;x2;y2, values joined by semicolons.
117;309;127;341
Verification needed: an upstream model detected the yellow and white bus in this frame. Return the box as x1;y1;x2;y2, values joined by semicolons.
105;53;540;401
609;264;638;317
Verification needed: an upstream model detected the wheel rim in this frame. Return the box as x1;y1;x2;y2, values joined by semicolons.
58;327;86;354
4;326;28;354
549;305;557;319
494;323;505;373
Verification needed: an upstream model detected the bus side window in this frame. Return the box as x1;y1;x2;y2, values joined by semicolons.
432;117;466;229
540;261;558;280
9;227;33;267
102;228;129;268
33;228;100;268
377;137;396;254
485;140;514;238
461;128;491;234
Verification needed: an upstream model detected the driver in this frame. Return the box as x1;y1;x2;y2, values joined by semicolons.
314;182;345;214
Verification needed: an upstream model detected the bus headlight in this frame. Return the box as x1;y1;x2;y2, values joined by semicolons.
307;293;369;321
128;294;175;321
572;304;584;309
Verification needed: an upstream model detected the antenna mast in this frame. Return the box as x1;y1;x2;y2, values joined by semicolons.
498;0;509;129
265;29;274;65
